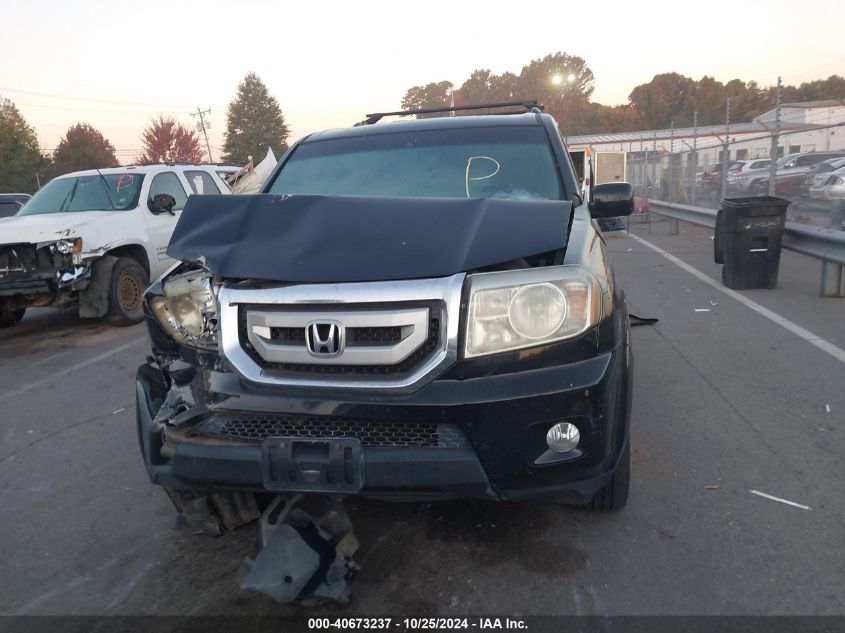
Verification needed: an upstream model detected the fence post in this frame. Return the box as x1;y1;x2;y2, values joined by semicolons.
690;111;698;206
820;200;844;297
652;131;657;199
768;77;782;197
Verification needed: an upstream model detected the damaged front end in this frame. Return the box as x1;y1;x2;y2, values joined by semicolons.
0;238;90;311
135;193;630;604
138;263;363;604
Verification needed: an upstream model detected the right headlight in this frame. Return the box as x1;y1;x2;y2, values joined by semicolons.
148;268;218;349
464;266;602;358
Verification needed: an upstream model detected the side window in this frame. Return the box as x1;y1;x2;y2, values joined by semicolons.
148;172;188;211
184;170;221;195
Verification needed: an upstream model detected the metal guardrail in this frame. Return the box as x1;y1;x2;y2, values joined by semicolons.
647;199;845;296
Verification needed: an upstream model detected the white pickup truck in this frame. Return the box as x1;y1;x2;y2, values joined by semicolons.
0;163;237;327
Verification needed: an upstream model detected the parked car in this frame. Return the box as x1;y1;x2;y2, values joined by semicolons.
135;105;636;517
0;193;31;218
800;157;845;198
700;161;744;190
756;151;845;197
0;163;235;327
726;158;772;194
808;165;845;201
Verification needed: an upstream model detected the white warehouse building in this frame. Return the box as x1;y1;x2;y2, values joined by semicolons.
565;99;845;173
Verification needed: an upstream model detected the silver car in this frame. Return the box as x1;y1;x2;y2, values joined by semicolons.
808;165;845;200
727;157;773;193
807;158;845;199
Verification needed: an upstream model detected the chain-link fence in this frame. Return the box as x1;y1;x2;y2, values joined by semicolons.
619;118;845;231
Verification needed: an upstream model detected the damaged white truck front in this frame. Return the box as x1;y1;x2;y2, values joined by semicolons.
0;164;236;327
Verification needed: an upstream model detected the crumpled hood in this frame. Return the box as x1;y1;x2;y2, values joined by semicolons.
0;211;119;245
167;194;572;283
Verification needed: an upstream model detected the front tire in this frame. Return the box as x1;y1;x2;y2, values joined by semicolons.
107;258;148;326
587;441;630;511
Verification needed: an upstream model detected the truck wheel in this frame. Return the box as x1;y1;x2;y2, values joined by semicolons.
587;441;630;512
107;258;148;326
0;302;24;328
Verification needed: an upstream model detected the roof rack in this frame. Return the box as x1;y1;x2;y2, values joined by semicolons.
355;100;543;126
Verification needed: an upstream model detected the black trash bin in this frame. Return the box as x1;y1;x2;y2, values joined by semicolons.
716;196;790;290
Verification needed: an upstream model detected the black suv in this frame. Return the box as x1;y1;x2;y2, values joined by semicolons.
135;103;635;513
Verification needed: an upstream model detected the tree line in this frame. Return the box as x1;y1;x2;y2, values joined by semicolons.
401;52;845;135
0;72;289;193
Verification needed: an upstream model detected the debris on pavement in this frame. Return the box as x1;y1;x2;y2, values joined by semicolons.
240;494;360;604
749;489;811;511
694;308;710;312
704;485;720;490
825;404;831;413
167;489;261;536
630;314;659;327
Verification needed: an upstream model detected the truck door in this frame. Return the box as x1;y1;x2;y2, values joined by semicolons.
142;171;189;274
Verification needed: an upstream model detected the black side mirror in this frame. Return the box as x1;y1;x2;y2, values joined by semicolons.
148;193;177;215
589;182;634;218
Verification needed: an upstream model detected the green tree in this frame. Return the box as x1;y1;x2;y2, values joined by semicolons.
517;52;595;104
0;98;44;193
628;73;694;129
454;70;522;114
401;81;454;117
222;72;289;165
48;123;118;179
517;53;595;135
796;75;845;101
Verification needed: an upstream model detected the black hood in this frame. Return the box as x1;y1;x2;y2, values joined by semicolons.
167;194;571;283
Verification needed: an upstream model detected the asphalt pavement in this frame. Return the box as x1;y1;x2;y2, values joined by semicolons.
1;216;843;616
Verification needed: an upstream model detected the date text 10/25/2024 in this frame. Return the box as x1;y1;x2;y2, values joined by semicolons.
308;618;528;630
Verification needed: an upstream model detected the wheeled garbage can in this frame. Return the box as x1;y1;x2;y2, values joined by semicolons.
714;196;790;290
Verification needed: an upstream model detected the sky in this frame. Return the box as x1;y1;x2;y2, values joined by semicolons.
3;0;844;164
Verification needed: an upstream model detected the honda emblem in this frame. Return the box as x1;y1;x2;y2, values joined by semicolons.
306;321;344;356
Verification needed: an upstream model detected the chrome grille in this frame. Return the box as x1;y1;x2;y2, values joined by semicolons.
218;274;464;390
195;413;470;448
241;311;441;376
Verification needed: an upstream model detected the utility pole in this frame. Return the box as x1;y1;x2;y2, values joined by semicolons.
768;77;782;197
639;136;644;192
191;107;213;164
721;97;731;201
691;111;698;205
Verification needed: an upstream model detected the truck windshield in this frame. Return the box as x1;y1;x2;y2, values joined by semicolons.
268;126;563;200
19;173;145;215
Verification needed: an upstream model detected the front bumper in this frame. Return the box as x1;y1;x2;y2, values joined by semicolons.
136;330;632;504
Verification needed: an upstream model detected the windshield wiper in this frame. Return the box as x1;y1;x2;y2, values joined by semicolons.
95;169;117;210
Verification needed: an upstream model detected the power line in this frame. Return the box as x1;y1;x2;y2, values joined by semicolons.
0;85;198;110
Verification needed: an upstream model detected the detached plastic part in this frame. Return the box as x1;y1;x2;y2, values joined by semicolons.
240;495;360;604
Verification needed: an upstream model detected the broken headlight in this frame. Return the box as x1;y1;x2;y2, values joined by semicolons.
52;238;83;254
464;266;602;358
149;269;218;349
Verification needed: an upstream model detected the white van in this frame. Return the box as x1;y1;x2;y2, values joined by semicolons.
0;163;237;327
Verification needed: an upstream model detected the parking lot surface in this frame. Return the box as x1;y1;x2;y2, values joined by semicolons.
1;217;843;616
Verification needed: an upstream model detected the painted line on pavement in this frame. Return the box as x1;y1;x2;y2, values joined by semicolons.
749;489;812;511
628;233;845;365
0;338;147;403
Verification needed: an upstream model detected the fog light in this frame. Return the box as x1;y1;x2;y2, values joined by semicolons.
546;422;580;453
